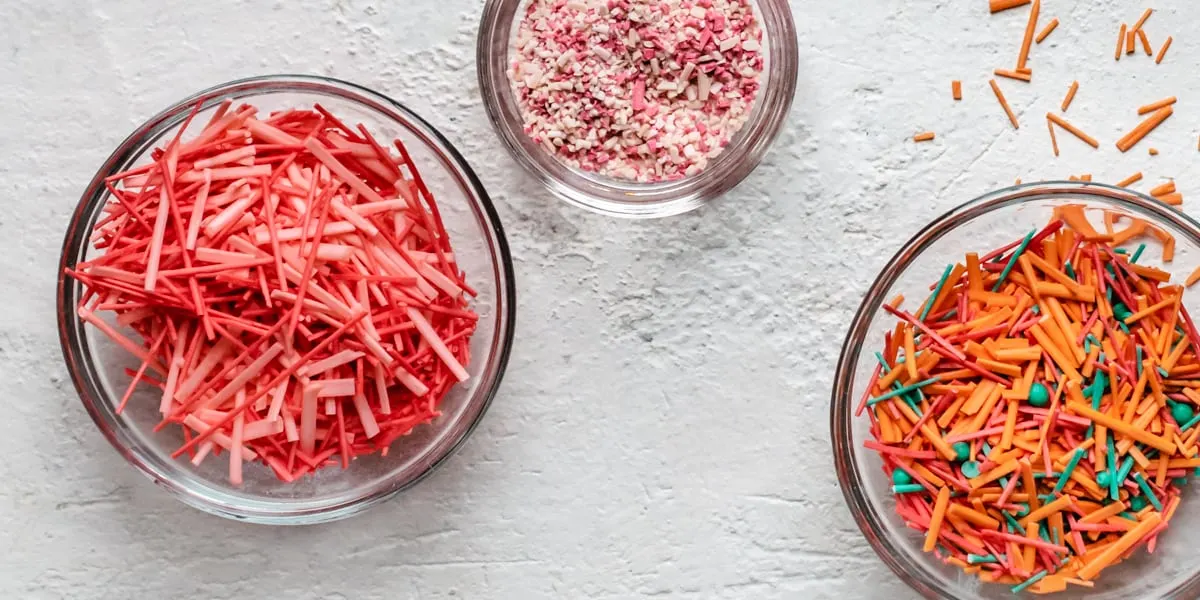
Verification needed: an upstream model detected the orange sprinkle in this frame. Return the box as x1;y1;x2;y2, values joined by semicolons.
1036;17;1059;43
1115;24;1128;61
1150;181;1176;197
1158;192;1183;206
1116;172;1143;188
1047;118;1060;156
995;68;1031;82
1016;0;1040;70
1138;97;1177;115
1047;113;1100;149
989;79;1019;129
1156;36;1173;64
1060;81;1079;112
924;487;951;552
913;132;936;142
1186;266;1200;288
1149;147;1160;156
989;0;1030;13
1116;107;1174;153
1137;29;1153;55
1131;8;1153;33
1126;29;1137;55
952;80;963;100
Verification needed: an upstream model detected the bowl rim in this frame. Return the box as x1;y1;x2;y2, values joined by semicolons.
475;0;798;219
55;74;517;525
830;181;1200;598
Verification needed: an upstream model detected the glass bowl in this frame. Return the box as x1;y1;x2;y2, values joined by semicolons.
832;182;1200;598
56;75;516;525
476;0;798;218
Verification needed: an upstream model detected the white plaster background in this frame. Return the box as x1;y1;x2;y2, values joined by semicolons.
1;1;1197;598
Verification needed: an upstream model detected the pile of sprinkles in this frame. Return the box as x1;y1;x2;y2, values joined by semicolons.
508;0;765;182
858;206;1200;593
67;100;477;484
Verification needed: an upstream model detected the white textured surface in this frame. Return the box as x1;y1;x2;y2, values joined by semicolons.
1;1;1197;598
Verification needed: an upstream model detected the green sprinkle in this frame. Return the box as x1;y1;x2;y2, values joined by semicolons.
1107;437;1120;500
1134;474;1163;511
1083;338;1092;353
892;469;913;486
1131;243;1146;263
1064;261;1076;280
1053;449;1085;494
1117;455;1136;488
1159;367;1170;378
921;264;956;321
1097;470;1111;488
1174;477;1190;487
893;483;925;494
1130;495;1149;511
1011;570;1047;594
1137;347;1144;377
1027;382;1050;407
1014;503;1030;518
1183;413;1200;432
1032;304;1041;315
993;230;1036;292
866;377;941;406
1172;402;1195;425
1114;248;1129;255
962;461;982;479
1004;512;1026;534
952;441;971;462
968;553;997;565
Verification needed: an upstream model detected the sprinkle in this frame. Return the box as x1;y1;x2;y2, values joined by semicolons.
1156;36;1173;64
1060;81;1079;112
1036;18;1059;43
952;80;963;100
989;0;1030;13
1047;113;1100;149
989;79;1020;129
1115;24;1128;61
1116;107;1174;153
914;132;936;142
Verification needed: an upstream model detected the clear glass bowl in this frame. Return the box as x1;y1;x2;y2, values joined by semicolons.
832;182;1200;598
476;0;798;218
56;75;516;525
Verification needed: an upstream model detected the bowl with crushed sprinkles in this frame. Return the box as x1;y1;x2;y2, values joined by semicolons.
57;75;515;524
833;182;1200;598
477;0;797;217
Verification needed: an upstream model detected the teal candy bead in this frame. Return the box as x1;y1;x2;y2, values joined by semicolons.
962;461;981;479
1113;303;1132;320
952;442;971;462
1130;495;1148;511
1028;382;1050;408
1172;402;1195;425
892;469;913;486
1097;471;1112;488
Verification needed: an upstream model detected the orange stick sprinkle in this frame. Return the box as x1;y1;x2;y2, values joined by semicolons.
1116;107;1174;152
989;79;1020;129
1126;30;1137;55
1035;17;1059;43
1115;24;1128;61
1060;81;1079;112
1047;113;1100;149
1150;181;1176;197
1116;172;1143;188
913;132;936;142
952;80;962;100
995;69;1032;83
1138;97;1177;115
1156;36;1173;64
1016;0;1040;70
1047;117;1060;156
1137;29;1153;55
1131;8;1153;33
989;0;1030;13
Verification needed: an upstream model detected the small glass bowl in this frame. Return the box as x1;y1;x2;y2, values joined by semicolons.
476;0;798;218
56;75;517;525
832;183;1200;598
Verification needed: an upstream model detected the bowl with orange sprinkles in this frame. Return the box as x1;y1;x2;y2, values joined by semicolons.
56;75;515;524
833;182;1200;598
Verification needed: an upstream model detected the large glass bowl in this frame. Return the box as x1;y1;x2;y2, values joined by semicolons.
56;75;516;525
832;182;1200;598
476;0;798;218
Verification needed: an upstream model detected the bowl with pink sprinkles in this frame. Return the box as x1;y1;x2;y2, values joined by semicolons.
478;0;797;218
57;75;515;524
